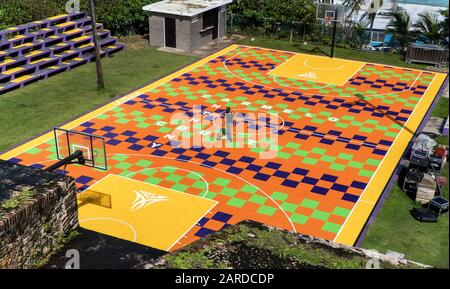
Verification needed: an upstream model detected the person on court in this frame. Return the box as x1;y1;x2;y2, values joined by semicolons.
224;107;234;142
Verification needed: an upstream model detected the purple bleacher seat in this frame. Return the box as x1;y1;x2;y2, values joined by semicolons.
0;13;124;95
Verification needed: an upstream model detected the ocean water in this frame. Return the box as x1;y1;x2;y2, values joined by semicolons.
388;0;449;8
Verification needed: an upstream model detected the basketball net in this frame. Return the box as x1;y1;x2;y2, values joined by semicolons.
325;16;333;27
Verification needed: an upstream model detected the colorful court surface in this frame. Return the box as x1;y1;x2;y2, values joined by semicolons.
1;44;447;250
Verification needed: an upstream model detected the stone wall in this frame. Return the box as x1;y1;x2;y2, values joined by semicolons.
0;160;78;269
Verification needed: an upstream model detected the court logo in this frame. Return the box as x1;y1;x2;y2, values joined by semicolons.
130;190;169;212
297;71;318;79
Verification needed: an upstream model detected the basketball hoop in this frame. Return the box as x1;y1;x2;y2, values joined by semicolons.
325;16;334;27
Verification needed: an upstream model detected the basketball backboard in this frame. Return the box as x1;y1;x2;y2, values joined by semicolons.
54;127;108;170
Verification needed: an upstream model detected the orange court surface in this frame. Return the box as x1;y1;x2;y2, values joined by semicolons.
1;44;447;251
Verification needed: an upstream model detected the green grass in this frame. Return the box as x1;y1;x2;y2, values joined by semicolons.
0;43;198;151
237;37;429;70
363;93;448;268
362;163;449;268
432;97;449;119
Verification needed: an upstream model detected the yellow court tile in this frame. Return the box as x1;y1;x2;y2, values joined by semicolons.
268;53;364;86
77;174;217;251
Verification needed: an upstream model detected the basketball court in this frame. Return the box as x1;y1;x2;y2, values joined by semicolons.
0;44;447;251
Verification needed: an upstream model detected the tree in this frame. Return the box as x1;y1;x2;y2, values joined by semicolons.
352;22;367;49
413;12;441;45
439;8;449;45
386;11;412;54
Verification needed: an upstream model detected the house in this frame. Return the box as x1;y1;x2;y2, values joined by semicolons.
143;0;233;52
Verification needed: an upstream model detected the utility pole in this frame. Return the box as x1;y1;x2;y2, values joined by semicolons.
87;0;105;88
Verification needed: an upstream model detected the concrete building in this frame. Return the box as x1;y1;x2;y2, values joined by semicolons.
143;0;233;52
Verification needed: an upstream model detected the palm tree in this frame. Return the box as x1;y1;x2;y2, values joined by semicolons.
413;12;441;45
386;11;412;54
343;0;365;24
344;0;384;42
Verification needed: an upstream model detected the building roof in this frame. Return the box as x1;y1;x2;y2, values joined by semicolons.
143;0;233;17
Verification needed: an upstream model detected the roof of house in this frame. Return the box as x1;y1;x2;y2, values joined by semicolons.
143;0;233;17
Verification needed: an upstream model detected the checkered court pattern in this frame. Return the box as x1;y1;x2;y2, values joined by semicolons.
2;45;446;250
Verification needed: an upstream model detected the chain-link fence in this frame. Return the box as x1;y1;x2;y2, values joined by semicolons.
226;13;438;54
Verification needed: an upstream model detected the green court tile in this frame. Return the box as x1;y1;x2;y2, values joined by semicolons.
133;117;147;122
157;127;172;133
96;114;109;120
115;118;130;124
257;205;277;216
136;122;151;129
332;207;351;217
130;111;143;116
112;106;124;112
302;157;318;165
337;153;353;161
220;187;238;197
311;210;331;221
277;151;291;159
241;184;258;193
227;198;246;208
151;115;164;120
330;163;346;171
115;162;133;170
271;191;289;201
213;177;231;187
118;170;133;177
135;159;153;167
171;183;189;192
348;161;364;169
366;158;381;166
290;213;308;225
322;222;341;234
286;142;300;149
186;171;202;179
289;114;301;120
300;198;319;209
26;147;41;155
320;155;336;163
111;154;129;161
249;194;267;205
335;122;348;128
166;174;183;183
293;149;308;157
113;112;126;118
280;202;297;213
192;180;207;189
139;169;157;176
311;147;327;155
203;192;217;200
359;169;374;177
360;127;373;133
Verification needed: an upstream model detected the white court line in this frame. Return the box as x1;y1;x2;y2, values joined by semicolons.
79;217;137;242
107;153;297;234
223;47;426;99
272;75;333;90
124;166;210;198
166;201;218;251
303;59;345;71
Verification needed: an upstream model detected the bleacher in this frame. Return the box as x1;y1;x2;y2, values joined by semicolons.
0;12;125;94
